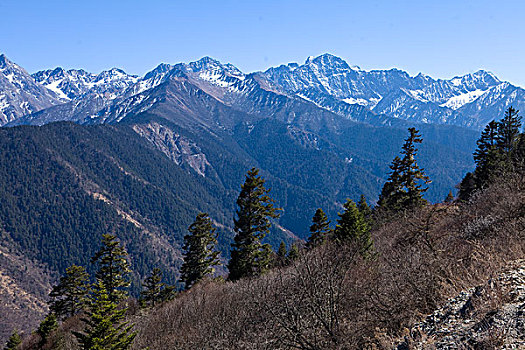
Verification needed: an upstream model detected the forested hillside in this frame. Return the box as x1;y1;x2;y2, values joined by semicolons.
9;107;525;349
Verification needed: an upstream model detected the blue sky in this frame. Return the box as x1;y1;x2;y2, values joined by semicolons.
2;0;524;85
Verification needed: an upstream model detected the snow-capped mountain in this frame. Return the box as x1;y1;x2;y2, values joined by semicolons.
32;67;139;100
0;54;63;124
258;54;517;128
2;53;525;130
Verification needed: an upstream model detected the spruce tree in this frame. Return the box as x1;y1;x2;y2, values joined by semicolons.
287;243;300;262
37;313;58;347
140;268;164;307
4;330;22;350
275;241;287;267
228;168;280;281
306;208;331;249
472;120;501;189
49;265;90;320
497;106;522;158
335;199;373;257
357;194;373;226
180;213;221;289
74;281;136;350
91;234;131;304
378;128;430;212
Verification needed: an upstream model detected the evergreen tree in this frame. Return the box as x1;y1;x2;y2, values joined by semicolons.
49;265;90;320
140;268;163;307
357;194;373;226
472;120;501;189
275;241;287;267
335;199;374;257
4;330;22;350
378;128;430;212
91;234;131;304
37;313;58;347
180;213;221;289
306;208;331;249
497;106;522;158
377;156;405;212
458;172;477;201
228;168;280;281
74;281;136;350
444;191;454;203
514;133;525;171
287;243;300;262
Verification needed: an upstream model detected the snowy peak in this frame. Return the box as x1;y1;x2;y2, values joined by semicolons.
33;66;139;100
0;53;63;124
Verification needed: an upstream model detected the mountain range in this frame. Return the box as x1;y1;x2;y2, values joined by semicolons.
0;52;516;342
1;53;524;129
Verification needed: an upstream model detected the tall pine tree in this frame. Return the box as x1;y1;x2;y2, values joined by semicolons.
335;199;374;257
74;281;136;350
228;168;280;281
140;268;175;307
91;234;131;304
49;265;90;320
306;208;332;249
378;128;430;212
180;213;220;289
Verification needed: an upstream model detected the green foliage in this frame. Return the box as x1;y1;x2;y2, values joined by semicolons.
378;128;430;212
37;313;58;347
335;199;374;257
3;330;22;350
306;208;332;249
357;194;373;226
287;243;300;262
459;107;523;200
275;241;288;267
49;265;90;320
74;281;136;350
91;234;131;304
180;213;221;289
228;168;281;281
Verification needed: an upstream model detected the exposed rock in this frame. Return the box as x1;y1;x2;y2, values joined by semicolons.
401;260;525;349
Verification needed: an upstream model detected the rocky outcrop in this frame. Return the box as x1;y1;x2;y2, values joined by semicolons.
132;122;212;177
399;260;525;349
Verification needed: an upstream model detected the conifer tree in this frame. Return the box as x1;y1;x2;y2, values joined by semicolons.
91;234;131;304
357;194;373;226
497;106;522;158
287;243;300;262
228;168;280;281
514;133;525;171
140;268;163;307
180;213;221;289
74;281;136;350
444;191;454;203
472;120;501;188
4;330;22;350
275;241;287;267
335;199;373;257
306;208;331;249
37;313;58;347
49;265;90;320
378;128;430;212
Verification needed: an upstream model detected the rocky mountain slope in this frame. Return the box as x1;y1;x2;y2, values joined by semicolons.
0;55;63;124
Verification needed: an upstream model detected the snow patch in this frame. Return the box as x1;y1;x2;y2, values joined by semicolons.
440;89;487;110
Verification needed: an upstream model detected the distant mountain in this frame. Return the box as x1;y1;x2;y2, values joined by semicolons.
2;53;524;129
258;54;522;129
0;54;63;124
32;67;139;100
